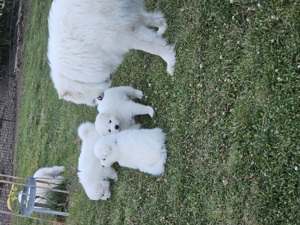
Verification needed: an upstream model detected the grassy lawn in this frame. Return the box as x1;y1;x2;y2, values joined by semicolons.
13;0;299;224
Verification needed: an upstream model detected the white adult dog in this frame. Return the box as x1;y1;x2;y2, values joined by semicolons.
95;86;154;135
18;166;65;205
94;128;167;176
48;0;176;106
77;122;117;200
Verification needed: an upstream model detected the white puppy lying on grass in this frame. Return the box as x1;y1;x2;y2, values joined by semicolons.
77;122;117;200
95;86;154;135
94;128;167;176
18;166;65;205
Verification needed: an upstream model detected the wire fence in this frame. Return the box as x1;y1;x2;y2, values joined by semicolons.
0;0;20;224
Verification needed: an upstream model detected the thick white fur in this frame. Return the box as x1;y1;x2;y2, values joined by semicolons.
94;128;167;176
18;166;65;204
48;0;176;105
95;86;153;135
77;122;117;200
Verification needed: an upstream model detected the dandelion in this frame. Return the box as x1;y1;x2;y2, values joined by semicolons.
222;179;228;186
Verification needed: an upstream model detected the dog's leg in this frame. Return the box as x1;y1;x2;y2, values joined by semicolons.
131;27;175;75
141;11;167;36
117;86;143;100
130;102;154;117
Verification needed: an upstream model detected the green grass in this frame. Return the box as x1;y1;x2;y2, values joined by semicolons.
13;0;300;224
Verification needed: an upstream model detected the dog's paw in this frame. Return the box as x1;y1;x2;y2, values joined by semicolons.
147;106;154;118
166;45;176;76
157;23;167;36
99;188;111;201
135;90;143;99
157;25;167;36
153;11;167;36
167;55;176;75
167;63;175;76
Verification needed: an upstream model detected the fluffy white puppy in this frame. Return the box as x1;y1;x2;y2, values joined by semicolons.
48;0;176;105
94;128;167;176
18;166;65;204
95;86;154;135
77;122;117;200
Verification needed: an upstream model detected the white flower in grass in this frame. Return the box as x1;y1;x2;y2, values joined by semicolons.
295;166;298;171
222;179;228;186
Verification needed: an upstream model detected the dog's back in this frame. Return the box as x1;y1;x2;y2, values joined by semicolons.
116;128;167;175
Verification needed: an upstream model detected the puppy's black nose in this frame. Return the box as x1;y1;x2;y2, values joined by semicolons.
102;165;104;167
115;125;119;130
